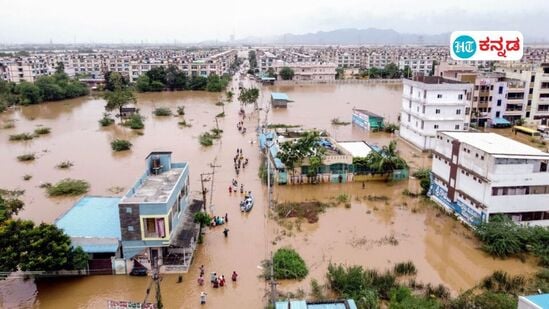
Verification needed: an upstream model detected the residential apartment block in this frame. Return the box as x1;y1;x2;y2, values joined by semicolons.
400;76;473;150
430;132;549;226
0;49;237;83
272;60;337;81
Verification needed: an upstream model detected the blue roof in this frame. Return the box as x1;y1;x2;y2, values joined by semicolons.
493;117;511;125
56;196;121;239
261;77;276;81
524;294;549;308
271;92;290;101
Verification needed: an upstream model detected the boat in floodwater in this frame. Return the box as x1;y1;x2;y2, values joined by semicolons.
240;194;253;212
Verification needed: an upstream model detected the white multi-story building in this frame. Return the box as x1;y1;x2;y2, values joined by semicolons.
398;57;434;75
272;60;336;81
430;131;549;226
400;76;473;150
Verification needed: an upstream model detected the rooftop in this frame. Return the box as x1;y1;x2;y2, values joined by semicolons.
441;132;549;158
409;75;465;84
338;141;375;158
353;108;383;118
271;92;290;101
55;196;121;253
275;300;357;309
122;168;184;203
521;294;549;308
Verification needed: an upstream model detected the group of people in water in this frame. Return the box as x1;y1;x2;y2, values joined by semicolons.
233;148;248;176
198;265;238;304
237;120;247;134
229;178;248;194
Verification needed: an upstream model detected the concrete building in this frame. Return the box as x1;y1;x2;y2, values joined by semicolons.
496;63;549;125
118;151;200;273
398;57;434;75
430;132;549;226
272;60;336;81
400;76;473;150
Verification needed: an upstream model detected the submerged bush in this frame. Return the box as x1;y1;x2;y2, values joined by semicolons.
199;132;213;146
124;114;144;129
263;248;308;280
56;161;74;169
99;113;115;127
9;133;34;141
34;127;51;135
47;179;89;196
153;107;172;116
393;261;417;276
111;139;132;151
176;106;185;116
17;153;36;161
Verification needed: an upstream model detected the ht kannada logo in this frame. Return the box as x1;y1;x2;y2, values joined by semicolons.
453;35;476;59
450;31;523;61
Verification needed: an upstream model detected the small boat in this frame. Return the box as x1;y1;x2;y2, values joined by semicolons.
240;194;254;212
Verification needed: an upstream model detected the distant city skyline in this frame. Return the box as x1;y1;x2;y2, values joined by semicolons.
0;0;548;44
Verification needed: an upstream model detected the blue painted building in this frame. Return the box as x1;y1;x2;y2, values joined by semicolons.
56;196;122;274
117;152;198;271
352;108;384;131
271;92;292;108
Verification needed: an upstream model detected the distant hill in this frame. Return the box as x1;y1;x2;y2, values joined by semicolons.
235;28;450;45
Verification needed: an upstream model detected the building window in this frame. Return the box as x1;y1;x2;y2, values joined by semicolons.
498;86;504;94
434;124;439;129
456;109;461;115
458;94;463;100
497;99;502;106
126;207;132;214
437;94;443;98
496;111;500;118
128;225;134;232
435;109;441;114
407;114;411;122
455;125;460;130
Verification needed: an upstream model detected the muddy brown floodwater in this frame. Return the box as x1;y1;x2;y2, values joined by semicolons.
0;79;537;308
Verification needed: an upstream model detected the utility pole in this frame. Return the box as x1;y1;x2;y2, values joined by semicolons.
200;173;208;212
270;251;277;306
142;257;162;309
209;159;221;212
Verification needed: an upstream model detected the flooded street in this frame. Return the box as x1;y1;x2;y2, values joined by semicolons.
0;80;537;308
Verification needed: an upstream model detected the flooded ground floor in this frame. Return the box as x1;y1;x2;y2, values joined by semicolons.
0;78;539;308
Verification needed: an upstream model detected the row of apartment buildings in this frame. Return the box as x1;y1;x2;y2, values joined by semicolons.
0;49;238;83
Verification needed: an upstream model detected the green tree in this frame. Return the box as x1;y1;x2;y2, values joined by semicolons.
135;75;152;92
383;63;400;79
402;66;412;79
279;66;295;80
188;76;208;90
389;286;441;309
146;67;167;85
365;140;408;173
238;87;260;108
336;67;344;80
104;84;136;122
248;50;257;69
270;248;308;280
16;82;41;104
475;215;523;258
165;65;187;90
267;67;277;78
150;81;165;92
55;62;65;75
104;71;128;91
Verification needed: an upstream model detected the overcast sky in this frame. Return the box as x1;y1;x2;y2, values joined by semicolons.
0;0;548;44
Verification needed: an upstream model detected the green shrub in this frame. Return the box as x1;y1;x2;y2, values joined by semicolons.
56;161;74;169
199;132;213;146
331;118;351;126
210;128;223;137
23;174;32;181
47;179;89;196
193;212;212;226
393;261;417;276
216;112;225;118
111;139;132;151
176;106;185;115
99;113;115;126
17;153;35;161
125;114;144;129
335;193;350;204
269;248;308;280
34;127;51;135
384;123;399;133
153;107;172;116
9;133;34;141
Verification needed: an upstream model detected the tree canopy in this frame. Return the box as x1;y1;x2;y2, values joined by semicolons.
279;66;295;80
238;87;260;107
277;131;324;173
0;190;88;274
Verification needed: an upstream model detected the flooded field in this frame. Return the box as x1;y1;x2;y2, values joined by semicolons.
0;79;537;308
